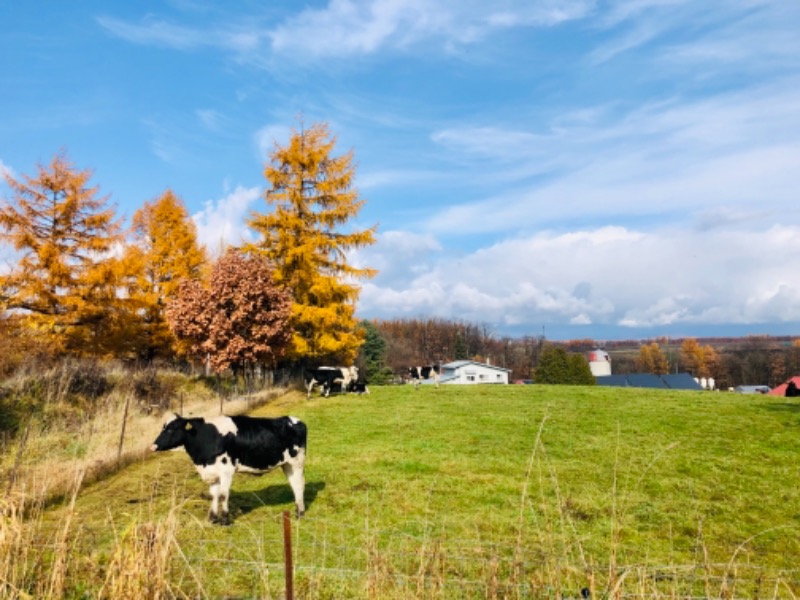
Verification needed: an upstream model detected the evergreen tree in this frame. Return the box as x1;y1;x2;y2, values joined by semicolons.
567;353;596;385
535;345;595;385
454;331;468;360
246;121;376;364
358;320;391;385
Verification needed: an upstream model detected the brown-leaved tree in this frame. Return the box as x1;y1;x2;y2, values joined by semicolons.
166;250;292;374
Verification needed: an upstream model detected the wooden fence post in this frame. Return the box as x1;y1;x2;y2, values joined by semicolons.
117;393;131;464
283;510;294;600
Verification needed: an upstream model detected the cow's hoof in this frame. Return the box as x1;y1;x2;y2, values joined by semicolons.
209;511;232;525
296;508;305;519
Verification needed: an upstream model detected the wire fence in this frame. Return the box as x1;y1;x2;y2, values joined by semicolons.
158;511;800;599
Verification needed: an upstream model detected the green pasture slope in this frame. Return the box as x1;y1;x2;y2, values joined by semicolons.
44;385;800;598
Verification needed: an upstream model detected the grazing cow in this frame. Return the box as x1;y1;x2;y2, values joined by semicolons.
786;380;800;397
150;414;307;524
303;366;358;398
408;365;440;389
348;379;370;394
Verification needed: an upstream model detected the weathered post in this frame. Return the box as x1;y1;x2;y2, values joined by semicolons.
283;510;294;600
117;393;132;464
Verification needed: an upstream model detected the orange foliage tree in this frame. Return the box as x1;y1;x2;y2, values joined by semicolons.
165;250;292;374
636;342;670;374
0;153;124;355
680;338;719;378
246;121;376;365
124;189;207;360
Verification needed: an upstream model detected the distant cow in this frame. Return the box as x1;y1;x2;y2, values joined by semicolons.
150;414;307;524
408;365;440;389
348;379;370;394
303;366;358;398
786;380;800;397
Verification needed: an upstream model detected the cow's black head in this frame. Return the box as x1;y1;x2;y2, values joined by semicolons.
150;414;199;451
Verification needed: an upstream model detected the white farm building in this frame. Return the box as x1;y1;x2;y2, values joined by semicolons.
440;360;510;385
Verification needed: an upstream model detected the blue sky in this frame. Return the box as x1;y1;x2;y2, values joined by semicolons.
2;1;799;341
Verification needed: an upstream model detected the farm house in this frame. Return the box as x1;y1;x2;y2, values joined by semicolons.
439;360;511;385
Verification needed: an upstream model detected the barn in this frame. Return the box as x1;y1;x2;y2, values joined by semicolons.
439;360;510;385
767;375;800;396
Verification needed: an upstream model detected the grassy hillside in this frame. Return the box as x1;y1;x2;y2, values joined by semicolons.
12;384;800;598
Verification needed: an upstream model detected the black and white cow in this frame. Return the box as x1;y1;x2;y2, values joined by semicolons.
303;366;358;398
408;365;440;389
348;379;370;394
150;414;307;524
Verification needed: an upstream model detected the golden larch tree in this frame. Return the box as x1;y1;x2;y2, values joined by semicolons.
124;189;207;360
0;152;123;355
636;342;670;374
680;338;718;379
246;121;376;364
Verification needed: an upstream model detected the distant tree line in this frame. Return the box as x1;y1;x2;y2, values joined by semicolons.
358;320;800;389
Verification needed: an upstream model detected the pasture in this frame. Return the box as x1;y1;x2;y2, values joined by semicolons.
9;384;800;598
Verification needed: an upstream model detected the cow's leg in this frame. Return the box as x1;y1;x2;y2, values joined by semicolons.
208;482;221;523
306;380;315;399
216;468;235;525
282;456;306;518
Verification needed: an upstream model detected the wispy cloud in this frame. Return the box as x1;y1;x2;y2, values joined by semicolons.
268;0;594;59
97;1;596;65
424;78;800;234
96;15;261;54
96;15;209;50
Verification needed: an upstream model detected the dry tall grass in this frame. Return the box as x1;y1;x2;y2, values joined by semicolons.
1;361;287;504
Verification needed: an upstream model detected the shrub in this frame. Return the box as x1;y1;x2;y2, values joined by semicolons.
128;367;177;413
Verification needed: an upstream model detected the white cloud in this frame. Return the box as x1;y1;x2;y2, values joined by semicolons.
269;1;594;59
97;15;208;50
96;15;261;54
100;1;595;64
193;185;261;255
357;224;800;332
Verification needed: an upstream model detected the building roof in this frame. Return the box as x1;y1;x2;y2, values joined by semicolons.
595;375;630;387
442;360;512;372
626;373;668;389
661;373;704;390
595;373;702;390
767;376;800;396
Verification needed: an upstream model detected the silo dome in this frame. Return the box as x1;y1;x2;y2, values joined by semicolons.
588;349;611;376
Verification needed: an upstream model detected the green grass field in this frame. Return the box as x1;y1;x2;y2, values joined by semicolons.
25;384;800;598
